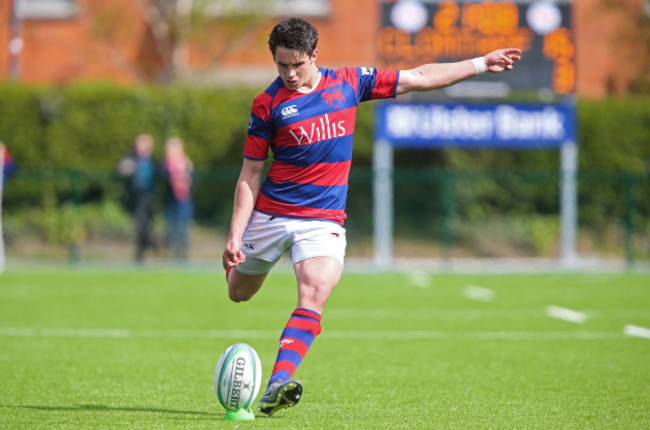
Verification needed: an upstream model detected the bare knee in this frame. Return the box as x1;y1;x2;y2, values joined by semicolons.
226;271;266;303
228;287;255;303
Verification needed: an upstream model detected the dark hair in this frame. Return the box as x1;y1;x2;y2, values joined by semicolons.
268;17;319;57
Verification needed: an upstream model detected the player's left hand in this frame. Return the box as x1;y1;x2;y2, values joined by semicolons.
485;48;522;72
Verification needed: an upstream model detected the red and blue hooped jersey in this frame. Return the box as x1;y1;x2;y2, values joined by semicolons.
244;66;399;225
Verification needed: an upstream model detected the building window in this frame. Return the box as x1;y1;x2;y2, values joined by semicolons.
16;0;79;20
273;0;330;16
204;0;330;17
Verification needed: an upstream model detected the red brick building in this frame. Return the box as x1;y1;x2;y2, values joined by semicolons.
0;0;647;98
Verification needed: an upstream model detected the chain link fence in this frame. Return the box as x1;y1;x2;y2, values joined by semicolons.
1;167;648;267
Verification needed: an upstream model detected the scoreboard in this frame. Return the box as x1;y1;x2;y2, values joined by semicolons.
378;0;574;97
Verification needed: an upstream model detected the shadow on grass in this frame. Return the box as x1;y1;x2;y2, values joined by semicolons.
5;403;220;418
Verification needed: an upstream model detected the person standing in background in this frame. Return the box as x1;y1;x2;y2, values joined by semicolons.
0;142;16;184
118;133;158;263
162;137;194;261
0;142;17;273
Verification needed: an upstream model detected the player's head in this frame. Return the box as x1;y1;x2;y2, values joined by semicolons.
165;136;184;158
268;17;319;58
268;18;320;91
134;133;154;157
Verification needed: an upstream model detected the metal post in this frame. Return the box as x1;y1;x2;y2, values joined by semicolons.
623;173;636;266
440;170;454;260
68;170;81;264
560;140;578;266
373;138;393;267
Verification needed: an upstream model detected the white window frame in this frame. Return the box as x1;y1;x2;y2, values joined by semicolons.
203;0;330;17
16;0;78;20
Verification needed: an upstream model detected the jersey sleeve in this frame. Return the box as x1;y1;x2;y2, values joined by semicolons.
243;93;273;160
356;67;399;102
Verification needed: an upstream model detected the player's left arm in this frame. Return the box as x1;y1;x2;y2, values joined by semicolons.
396;48;522;95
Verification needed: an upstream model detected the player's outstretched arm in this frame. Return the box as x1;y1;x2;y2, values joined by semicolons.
396;48;522;95
222;158;265;268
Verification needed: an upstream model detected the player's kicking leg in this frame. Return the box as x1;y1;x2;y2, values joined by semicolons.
224;262;267;302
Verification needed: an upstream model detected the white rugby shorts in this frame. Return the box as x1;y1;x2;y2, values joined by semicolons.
235;210;347;275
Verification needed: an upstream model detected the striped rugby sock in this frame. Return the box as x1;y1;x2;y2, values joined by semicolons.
267;308;322;386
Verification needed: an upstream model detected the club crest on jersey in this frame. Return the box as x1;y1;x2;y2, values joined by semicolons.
281;104;299;119
321;88;345;109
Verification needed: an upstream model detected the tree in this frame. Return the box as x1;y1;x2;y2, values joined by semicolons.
91;0;268;84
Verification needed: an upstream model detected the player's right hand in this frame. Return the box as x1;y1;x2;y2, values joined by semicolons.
222;240;246;268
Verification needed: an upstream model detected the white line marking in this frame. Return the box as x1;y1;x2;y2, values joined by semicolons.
408;271;432;288
623;324;650;340
0;327;131;338
325;330;622;341
0;327;275;339
546;305;588;324
463;285;495;302
326;309;537;320
0;327;624;341
322;308;650;321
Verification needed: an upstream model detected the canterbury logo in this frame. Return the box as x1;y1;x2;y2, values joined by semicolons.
321;89;345;108
281;104;299;118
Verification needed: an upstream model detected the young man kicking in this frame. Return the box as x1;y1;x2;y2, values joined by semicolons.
222;17;521;417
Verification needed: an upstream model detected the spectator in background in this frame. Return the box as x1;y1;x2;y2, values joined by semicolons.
1;142;17;183
162;137;194;261
118;133;158;263
1;142;16;272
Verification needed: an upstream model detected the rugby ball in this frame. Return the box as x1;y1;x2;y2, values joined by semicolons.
214;343;262;411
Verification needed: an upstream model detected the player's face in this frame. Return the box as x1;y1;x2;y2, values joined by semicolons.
274;46;319;92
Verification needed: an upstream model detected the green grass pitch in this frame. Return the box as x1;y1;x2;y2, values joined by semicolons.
0;268;648;429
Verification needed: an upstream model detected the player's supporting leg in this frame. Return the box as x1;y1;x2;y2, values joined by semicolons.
258;256;342;416
258;308;321;416
268;308;322;386
265;256;342;385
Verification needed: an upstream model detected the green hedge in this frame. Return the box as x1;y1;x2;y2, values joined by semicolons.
0;83;260;169
1;83;648;170
0;83;648;230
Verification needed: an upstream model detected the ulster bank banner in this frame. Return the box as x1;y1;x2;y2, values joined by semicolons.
375;102;576;148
